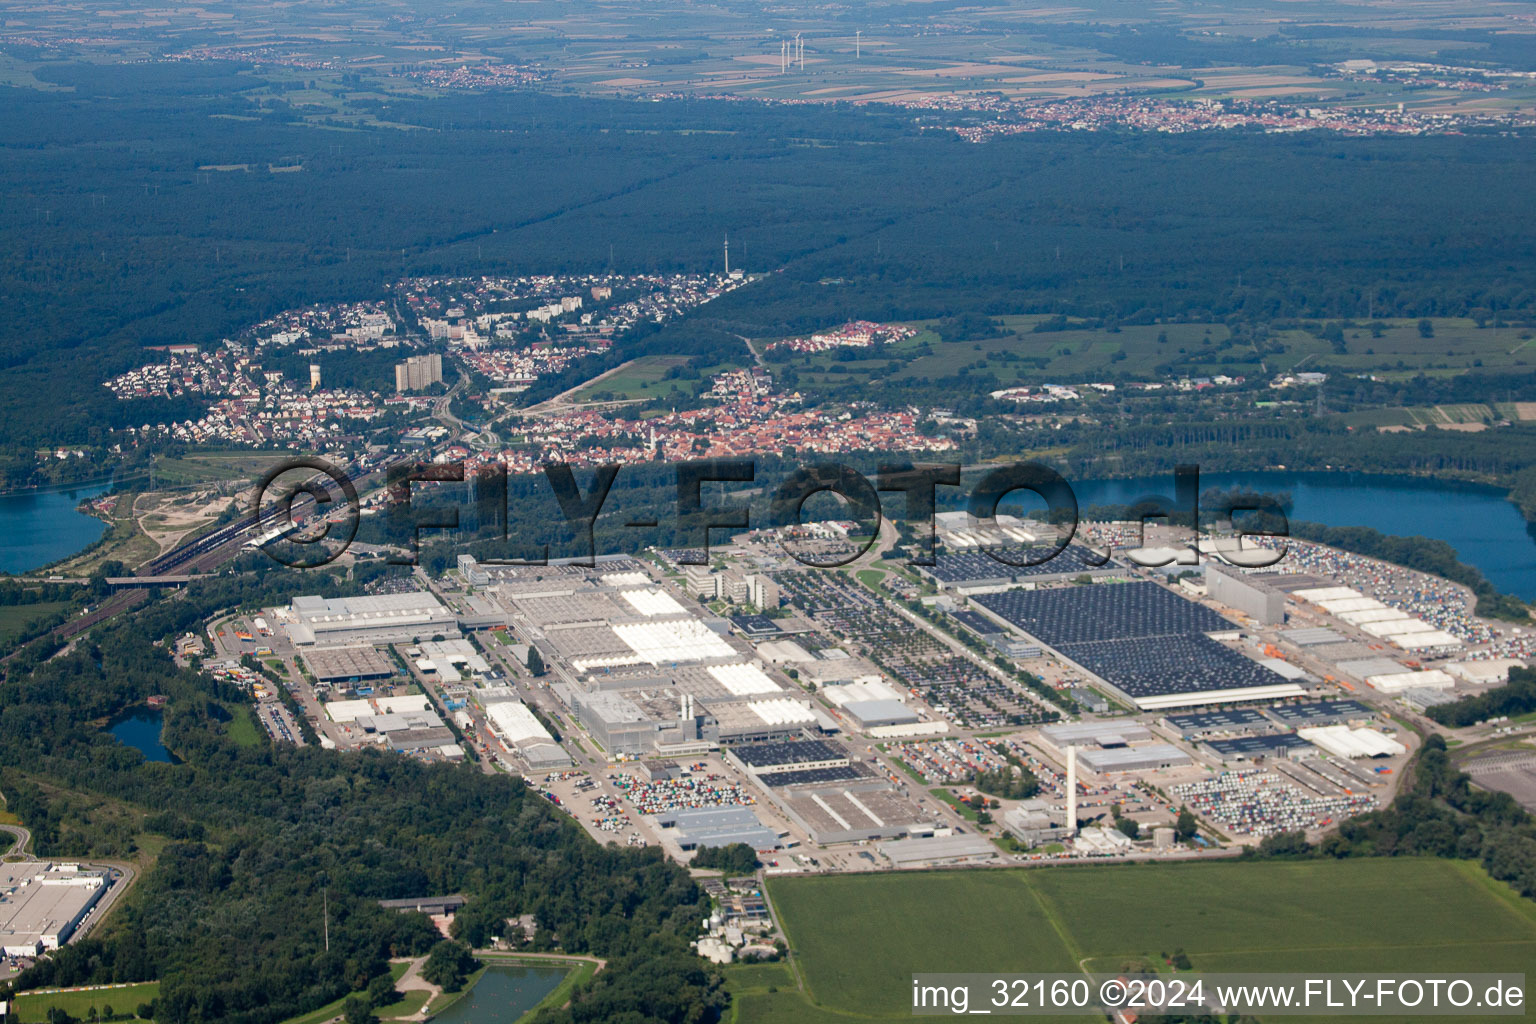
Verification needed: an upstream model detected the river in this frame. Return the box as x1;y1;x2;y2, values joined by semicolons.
0;482;111;575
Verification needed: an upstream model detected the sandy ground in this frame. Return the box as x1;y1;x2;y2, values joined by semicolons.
133;491;232;555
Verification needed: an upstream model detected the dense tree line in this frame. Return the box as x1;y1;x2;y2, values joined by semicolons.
688;844;760;875
1426;666;1536;727
1245;735;1536;903
0;581;715;1024
5;61;1536;471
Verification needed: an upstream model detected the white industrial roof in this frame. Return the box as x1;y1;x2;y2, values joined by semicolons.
1363;618;1435;638
485;700;556;746
866;720;951;738
1317;596;1385;614
1337;607;1408;626
707;662;782;697
755;640;815;664
1291;586;1360;602
1256;657;1306;680
1131;683;1307;711
1336;656;1407;679
1365;669;1454;693
1391;630;1463;650
613;619;736;665
619;589;687;618
821;678;905;707
374;694;432;715
1298;725;1406;759
749;699;817;726
1446;659;1525;683
600;572;650;588
324;698;375;723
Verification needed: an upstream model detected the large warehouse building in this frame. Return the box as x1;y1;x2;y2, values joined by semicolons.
730;740;935;844
917;543;1122;591
973;582;1305;710
1205;563;1286;625
0;863;109;956
282;592;460;646
484;698;573;770
497;566;830;757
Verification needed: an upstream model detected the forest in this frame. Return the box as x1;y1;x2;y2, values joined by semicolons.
4;59;1536;467
1425;666;1536;728
0;576;723;1024
1244;734;1536;906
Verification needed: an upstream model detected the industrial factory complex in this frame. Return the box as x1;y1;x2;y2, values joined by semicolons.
0;863;112;957
180;510;1521;887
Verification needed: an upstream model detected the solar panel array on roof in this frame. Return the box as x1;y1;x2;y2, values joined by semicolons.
1053;634;1291;701
924;544;1113;583
949;610;1003;637
1164;708;1269;733
731;614;783;638
973;582;1300;704
731;739;847;769
1267;700;1373;726
755;764;867;788
1206;733;1313;759
975;582;1235;646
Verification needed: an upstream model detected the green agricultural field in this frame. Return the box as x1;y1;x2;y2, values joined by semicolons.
149;450;295;486
742;858;1536;1024
224;705;262;748
569;353;744;404
767;316;1536;395
0;601;72;644
13;981;161;1023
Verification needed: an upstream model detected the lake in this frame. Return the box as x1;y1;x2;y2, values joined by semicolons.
0;482;111;575
1064;471;1536;600
430;964;569;1024
107;710;176;763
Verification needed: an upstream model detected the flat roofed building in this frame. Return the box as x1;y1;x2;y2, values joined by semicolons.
1266;700;1374;727
1365;669;1454;694
285;592;458;646
1298;726;1406;759
1039;722;1152;750
0;863;108;957
728;740;849;775
484;699;574;770
878;833;999;868
1076;744;1192;774
1205;563;1286;625
842;699;919;730
419;639;492;678
659;806;782;851
1280;627;1345;646
302;646;396;684
558;687;660;756
1335;656;1408;680
1203;732;1313;763
1163;708;1269;737
821;678;906;707
1446;659;1526;684
755;640;816;664
974;583;1304;710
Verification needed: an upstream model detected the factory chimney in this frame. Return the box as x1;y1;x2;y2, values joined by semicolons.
1066;746;1078;835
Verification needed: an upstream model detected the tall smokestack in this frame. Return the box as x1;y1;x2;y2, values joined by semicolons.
1066;746;1078;835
